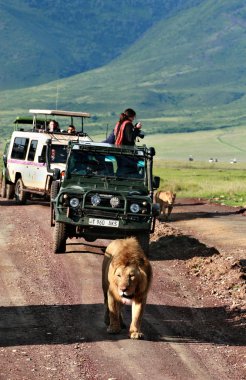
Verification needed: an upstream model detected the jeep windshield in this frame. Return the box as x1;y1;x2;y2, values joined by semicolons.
67;150;145;180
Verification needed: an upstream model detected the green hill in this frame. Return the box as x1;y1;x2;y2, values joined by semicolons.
0;0;199;89
1;0;246;140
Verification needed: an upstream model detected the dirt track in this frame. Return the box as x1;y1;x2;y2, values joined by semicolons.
0;197;245;379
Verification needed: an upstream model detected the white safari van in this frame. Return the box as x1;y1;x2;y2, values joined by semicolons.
1;109;92;203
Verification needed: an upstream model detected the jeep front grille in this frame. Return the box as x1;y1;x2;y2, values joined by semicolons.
84;192;125;211
59;190;151;219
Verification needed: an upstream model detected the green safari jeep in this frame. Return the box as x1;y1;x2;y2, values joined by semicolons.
51;141;160;255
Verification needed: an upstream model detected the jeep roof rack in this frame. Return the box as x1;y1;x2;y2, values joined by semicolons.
13;115;51;131
29;109;91;134
14;116;46;124
29;109;91;118
68;141;155;157
14;116;49;127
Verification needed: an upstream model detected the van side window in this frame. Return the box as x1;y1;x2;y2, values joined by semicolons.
27;140;38;161
41;146;47;162
11;137;29;160
50;145;67;163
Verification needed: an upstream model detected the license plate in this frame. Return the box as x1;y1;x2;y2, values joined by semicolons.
89;218;119;228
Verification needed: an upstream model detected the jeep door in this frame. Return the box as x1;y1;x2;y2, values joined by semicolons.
27;139;48;190
27;141;50;191
23;138;45;189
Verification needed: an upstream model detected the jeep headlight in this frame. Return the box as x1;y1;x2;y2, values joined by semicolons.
70;197;80;208
91;194;101;206
110;196;120;208
130;203;140;213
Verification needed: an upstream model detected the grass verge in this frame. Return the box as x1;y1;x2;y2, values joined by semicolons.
154;160;246;207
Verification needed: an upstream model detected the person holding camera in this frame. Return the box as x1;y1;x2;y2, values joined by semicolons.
114;108;143;146
103;108;144;146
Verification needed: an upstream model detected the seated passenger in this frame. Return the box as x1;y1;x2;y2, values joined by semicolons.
48;120;60;133
67;125;76;134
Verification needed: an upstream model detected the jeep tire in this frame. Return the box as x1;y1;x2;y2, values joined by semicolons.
50;180;60;201
50;181;60;226
15;178;27;204
6;184;15;199
1;174;6;198
53;222;67;253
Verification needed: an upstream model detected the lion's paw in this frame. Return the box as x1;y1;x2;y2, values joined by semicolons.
107;325;121;334
130;331;144;340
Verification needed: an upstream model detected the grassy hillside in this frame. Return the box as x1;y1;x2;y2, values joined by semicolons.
0;0;199;89
143;126;246;162
0;0;246;139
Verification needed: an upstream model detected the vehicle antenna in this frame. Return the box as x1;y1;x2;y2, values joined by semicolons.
55;84;59;110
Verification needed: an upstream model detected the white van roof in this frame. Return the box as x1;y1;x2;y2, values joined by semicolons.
29;109;91;118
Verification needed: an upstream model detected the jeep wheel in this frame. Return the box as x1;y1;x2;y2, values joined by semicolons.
50;180;60;202
6;184;15;199
50;181;60;226
53;222;67;254
136;233;150;257
1;174;6;198
15;178;27;204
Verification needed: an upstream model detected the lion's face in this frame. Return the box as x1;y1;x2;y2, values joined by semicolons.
158;191;176;205
113;265;140;305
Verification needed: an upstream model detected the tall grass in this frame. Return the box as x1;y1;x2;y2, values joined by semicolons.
154;160;246;206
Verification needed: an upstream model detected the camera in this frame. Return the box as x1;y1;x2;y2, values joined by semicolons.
135;128;145;139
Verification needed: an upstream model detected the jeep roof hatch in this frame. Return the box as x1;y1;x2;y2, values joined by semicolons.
69;141;152;157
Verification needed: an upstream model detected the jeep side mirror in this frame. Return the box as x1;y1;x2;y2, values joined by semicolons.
38;155;45;163
152;176;160;189
53;168;61;181
148;147;156;157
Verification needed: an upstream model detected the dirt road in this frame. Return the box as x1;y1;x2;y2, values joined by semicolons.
0;198;245;379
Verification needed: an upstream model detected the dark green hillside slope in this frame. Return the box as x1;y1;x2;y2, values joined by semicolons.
102;0;246;131
1;0;246;138
0;0;201;89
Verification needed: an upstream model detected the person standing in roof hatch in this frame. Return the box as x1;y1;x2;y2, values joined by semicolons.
114;108;142;146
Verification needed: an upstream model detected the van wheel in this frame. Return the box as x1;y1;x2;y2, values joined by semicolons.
53;222;67;253
136;233;150;257
15;178;27;204
6;184;15;199
1;174;6;198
